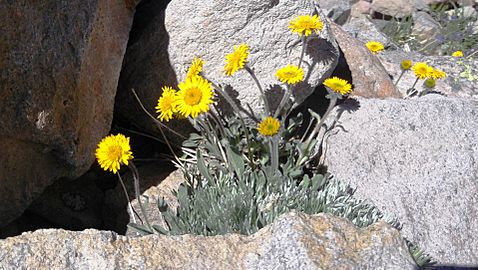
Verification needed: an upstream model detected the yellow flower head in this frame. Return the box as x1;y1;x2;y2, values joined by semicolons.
323;77;353;95
412;62;433;80
224;44;249;76
186;57;205;79
276;65;304;85
424;78;436;89
155;86;177;122
401;60;412;70
289;15;324;37
452;50;463;57
365;41;385;54
95;134;133;174
429;68;446;80
258;116;280;137
175;76;214;118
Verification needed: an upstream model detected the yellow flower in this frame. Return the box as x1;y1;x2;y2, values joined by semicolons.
95;134;133;174
276;65;304;85
429;68;446;80
224;44;249;76
401;60;412;70
323;77;353;95
257;117;280;137
452;50;463;57
289;15;324;37
412;62;433;80
175;76;214;118
365;41;385;54
424;78;436;88
186;57;205;79
155;86;177;122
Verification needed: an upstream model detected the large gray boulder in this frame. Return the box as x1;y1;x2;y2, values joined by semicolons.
116;0;339;138
0;212;417;269
325;95;478;265
0;0;135;228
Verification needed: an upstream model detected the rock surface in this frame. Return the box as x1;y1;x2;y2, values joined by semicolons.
317;0;351;25
330;23;401;98
0;0;135;227
115;0;339;139
325;96;478;265
0;212;417;269
371;0;415;18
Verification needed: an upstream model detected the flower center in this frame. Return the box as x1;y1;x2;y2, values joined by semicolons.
107;145;122;161
284;71;297;78
161;97;173;111
184;87;202;105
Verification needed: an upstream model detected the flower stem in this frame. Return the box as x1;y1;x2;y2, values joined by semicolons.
245;65;270;115
116;172;138;224
270;138;279;173
274;84;292;118
405;78;420;98
131;89;186;140
305;95;337;147
129;162;153;233
394;70;405;86
298;36;307;68
212;82;254;166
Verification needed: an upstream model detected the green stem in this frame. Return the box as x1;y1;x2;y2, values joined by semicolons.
270;138;279;173
298;36;307;68
394;70;406;86
300;95;338;167
129;162;153;233
116;172;138;224
410;77;419;89
131;89;186;140
212;83;254;166
274;84;292;118
245;65;270;115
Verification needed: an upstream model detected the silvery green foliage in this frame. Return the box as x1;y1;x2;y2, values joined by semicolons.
132;115;401;236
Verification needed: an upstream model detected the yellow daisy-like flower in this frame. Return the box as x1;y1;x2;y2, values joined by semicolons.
424;78;436;88
257;116;280;137
186;57;205;79
412;62;433;80
452;50;463;57
429;68;446;80
323;77;353;95
224;44;249;76
155;86;177;122
401;60;412;70
95;134;133;174
365;41;385;54
289;14;324;37
276;65;304;85
175;76;214;118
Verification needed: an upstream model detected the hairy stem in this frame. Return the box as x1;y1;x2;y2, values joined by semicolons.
117;172;138;224
245;65;270;115
274;84;292;118
129;162;153;233
394;70;406;86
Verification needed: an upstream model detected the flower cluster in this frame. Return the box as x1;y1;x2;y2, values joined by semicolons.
156;58;214;121
397;60;447;96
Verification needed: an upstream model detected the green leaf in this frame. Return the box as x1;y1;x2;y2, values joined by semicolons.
127;222;154;235
197;151;213;183
226;147;245;177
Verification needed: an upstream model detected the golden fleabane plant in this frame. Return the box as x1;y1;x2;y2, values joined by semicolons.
110;7;434;267
402;61;447;98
